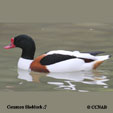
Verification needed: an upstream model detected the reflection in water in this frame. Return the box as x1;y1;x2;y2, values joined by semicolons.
17;69;109;92
47;71;109;92
18;69;32;82
48;81;76;91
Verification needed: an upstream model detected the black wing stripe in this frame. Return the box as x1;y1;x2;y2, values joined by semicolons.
40;54;95;65
40;54;76;65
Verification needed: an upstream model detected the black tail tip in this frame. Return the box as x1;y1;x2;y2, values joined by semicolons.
109;55;112;58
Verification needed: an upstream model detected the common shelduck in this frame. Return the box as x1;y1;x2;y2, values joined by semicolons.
4;35;110;73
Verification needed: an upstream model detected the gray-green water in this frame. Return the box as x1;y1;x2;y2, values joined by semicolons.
0;23;113;92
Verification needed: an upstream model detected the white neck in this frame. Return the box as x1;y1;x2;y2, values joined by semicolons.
18;57;33;70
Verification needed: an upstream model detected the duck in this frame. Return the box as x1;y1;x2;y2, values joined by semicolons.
4;34;110;73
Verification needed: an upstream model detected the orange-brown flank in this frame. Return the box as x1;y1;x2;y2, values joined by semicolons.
93;61;104;69
30;54;49;73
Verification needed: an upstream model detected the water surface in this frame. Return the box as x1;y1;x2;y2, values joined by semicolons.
0;23;113;92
